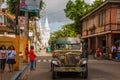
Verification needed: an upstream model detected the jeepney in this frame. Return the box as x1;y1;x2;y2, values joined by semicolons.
51;37;88;79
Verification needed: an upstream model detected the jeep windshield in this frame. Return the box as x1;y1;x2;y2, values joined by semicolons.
55;44;81;50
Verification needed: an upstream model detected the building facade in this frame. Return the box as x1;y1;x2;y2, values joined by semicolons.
81;0;120;52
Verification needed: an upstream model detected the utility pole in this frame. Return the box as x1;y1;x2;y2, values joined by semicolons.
14;0;20;70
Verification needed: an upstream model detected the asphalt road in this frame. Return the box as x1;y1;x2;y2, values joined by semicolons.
19;56;120;80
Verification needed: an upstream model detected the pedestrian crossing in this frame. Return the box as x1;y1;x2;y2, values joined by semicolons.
37;59;51;63
36;59;120;64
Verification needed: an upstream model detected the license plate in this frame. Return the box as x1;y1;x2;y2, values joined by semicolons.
65;68;75;71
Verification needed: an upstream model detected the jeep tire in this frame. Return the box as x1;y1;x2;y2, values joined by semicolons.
82;64;88;79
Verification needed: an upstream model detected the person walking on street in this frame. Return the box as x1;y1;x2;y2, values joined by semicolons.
95;48;102;59
29;45;35;71
7;45;16;72
0;45;7;73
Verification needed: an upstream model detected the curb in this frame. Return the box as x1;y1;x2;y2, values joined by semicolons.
11;65;28;80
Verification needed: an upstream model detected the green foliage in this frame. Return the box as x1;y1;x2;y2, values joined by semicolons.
61;23;77;37
49;0;104;43
64;0;104;34
64;0;89;34
7;0;16;14
91;0;104;9
29;22;34;30
64;0;86;21
49;23;77;43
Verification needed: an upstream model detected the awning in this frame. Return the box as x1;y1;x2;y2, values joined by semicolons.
20;0;40;13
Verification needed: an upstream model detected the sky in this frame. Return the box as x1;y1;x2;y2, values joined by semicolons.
41;0;94;32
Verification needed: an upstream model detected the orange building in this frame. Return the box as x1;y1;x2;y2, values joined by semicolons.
81;0;120;53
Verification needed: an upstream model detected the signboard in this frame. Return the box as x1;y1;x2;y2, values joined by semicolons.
18;16;25;29
20;0;40;12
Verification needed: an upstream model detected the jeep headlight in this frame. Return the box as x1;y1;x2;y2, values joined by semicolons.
81;58;87;65
82;60;87;64
52;60;58;65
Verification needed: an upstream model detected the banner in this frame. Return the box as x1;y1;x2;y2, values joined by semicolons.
20;0;40;12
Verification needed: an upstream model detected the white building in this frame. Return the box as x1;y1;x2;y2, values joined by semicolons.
38;17;50;47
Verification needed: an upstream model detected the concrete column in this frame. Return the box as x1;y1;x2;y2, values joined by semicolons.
106;34;108;53
108;34;112;49
88;38;91;51
95;36;98;50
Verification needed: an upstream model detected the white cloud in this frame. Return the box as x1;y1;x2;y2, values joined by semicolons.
41;0;94;32
41;0;94;23
85;0;94;4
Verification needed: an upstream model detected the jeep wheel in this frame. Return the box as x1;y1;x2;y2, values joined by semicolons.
52;64;58;79
82;64;88;79
52;71;58;79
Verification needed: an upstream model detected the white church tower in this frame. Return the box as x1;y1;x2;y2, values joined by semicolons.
39;17;50;47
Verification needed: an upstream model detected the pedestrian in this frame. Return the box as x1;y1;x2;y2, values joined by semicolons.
25;44;29;63
117;44;120;53
7;45;16;72
29;45;35;71
111;43;117;59
0;45;7;73
95;48;102;59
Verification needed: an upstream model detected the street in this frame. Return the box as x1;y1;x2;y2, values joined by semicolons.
18;53;120;80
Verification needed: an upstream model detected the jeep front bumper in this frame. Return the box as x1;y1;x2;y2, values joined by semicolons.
53;66;86;72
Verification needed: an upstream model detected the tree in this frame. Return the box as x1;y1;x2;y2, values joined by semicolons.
64;0;104;34
64;0;90;34
91;0;104;9
6;0;16;14
61;23;77;37
49;23;77;43
49;0;104;43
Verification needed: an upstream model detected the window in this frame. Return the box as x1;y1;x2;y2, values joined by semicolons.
117;9;120;21
92;16;95;26
83;20;88;31
98;11;106;26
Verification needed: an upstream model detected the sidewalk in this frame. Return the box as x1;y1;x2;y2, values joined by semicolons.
0;57;28;80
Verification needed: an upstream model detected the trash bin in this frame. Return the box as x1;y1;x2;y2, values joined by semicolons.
46;47;51;53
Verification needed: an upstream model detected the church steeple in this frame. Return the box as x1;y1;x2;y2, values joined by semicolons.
39;17;50;47
45;17;50;30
